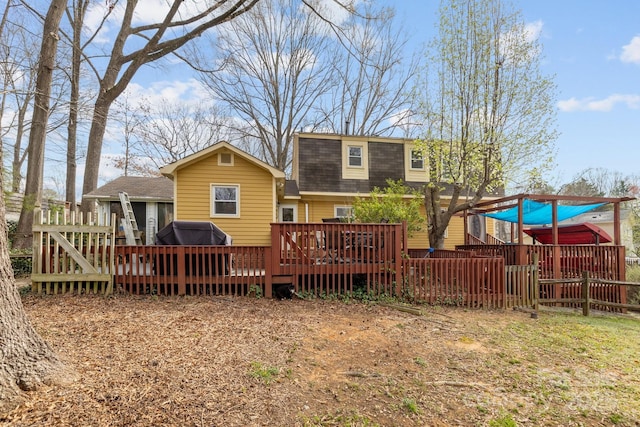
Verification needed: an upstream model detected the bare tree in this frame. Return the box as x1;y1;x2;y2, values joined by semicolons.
109;92;146;176
136;101;229;169
321;4;418;137
111;94;229;174
13;0;67;250
197;0;336;171
0;0;66;407
0;1;39;193
79;0;261;213
415;0;557;248
63;0;92;208
565;167;640;198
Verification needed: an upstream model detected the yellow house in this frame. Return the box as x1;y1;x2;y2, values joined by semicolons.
160;141;285;246
160;134;499;249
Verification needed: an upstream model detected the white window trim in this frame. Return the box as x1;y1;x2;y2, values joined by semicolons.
404;143;428;182
347;145;363;168
210;184;240;217
409;149;425;171
334;205;353;221
341;138;369;180
278;203;297;222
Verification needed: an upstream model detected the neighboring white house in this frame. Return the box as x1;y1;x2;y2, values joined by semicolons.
560;209;636;255
82;176;174;245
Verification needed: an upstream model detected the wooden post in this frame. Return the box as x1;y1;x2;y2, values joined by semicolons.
264;247;273;299
394;223;405;297
463;211;468;245
582;270;590;317
613;202;621;246
517;198;524;244
177;246;186;295
532;253;539;311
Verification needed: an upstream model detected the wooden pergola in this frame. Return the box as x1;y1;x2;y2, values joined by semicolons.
463;193;635;246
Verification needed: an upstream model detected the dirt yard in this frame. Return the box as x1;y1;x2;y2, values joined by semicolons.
2;285;640;426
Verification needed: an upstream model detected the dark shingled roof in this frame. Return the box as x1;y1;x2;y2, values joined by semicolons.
83;176;173;201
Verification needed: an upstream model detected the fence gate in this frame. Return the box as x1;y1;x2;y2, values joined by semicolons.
32;209;116;294
504;264;539;310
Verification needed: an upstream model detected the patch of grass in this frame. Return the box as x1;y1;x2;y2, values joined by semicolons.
608;413;625;424
401;397;419;415
414;356;427;367
301;410;381;426
488;413;517;427
248;361;280;384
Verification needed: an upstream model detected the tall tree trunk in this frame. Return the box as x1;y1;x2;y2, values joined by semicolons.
65;0;89;209
13;0;67;249
425;184;447;249
0;136;65;413
80;96;112;213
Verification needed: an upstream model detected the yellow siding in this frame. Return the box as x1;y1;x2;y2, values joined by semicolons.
175;150;275;245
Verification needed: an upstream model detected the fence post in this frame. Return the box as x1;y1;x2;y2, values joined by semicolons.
177;246;186;295
582;270;590;317
532;253;539;311
264;247;273;299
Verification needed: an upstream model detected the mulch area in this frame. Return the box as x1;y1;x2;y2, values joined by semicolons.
5;287;636;426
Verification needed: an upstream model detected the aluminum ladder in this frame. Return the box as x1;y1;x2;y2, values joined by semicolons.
118;191;142;245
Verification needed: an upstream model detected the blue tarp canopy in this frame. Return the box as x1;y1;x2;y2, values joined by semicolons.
481;199;606;225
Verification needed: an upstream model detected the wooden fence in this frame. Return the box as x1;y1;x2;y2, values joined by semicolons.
538;272;640;315
458;244;626;281
403;257;506;308
504;264;539;310
31;210;116;294
29;218;633;313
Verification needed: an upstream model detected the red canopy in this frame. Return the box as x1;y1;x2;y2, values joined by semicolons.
523;222;612;245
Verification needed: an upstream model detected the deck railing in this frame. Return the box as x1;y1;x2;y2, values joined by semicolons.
33;220;629;310
114;245;270;297
269;222;405;297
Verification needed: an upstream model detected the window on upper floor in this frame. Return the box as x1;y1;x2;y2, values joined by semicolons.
348;146;362;167
404;143;428;182
211;184;239;217
410;149;425;170
342;138;369;180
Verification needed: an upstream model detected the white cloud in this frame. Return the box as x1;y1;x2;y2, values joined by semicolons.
557;94;640;112
124;79;211;107
620;35;640;64
524;20;544;43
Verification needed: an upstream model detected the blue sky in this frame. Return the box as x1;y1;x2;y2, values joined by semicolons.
94;0;640;191
389;0;640;186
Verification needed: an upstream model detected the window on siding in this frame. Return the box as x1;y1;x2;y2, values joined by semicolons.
410;149;424;170
335;206;353;221
348;146;362;167
211;185;239;216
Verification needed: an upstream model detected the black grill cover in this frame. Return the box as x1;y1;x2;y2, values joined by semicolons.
156;221;232;245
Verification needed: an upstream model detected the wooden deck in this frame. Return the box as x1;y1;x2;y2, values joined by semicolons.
31;219;629;311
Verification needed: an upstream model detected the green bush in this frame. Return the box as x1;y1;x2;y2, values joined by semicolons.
352;179;425;237
11;254;32;277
